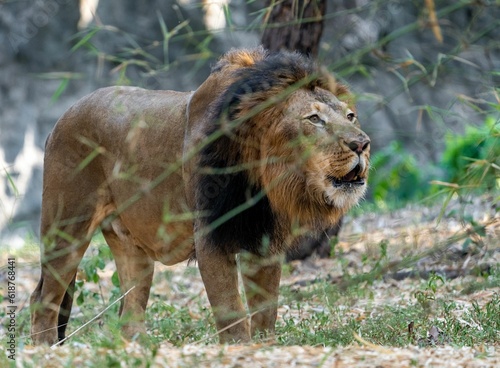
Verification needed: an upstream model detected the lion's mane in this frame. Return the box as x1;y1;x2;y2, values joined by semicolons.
195;48;353;256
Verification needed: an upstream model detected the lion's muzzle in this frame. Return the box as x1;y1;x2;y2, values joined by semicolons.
329;163;365;188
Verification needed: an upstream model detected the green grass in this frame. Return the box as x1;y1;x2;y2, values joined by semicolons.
18;255;498;349
0;221;498;368
277;262;499;346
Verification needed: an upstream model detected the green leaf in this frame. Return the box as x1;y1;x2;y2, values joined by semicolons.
111;271;120;288
4;168;19;197
51;78;69;103
76;291;85;306
436;190;454;225
71;28;100;52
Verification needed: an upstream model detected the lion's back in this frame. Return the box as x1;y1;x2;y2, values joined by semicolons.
45;86;191;170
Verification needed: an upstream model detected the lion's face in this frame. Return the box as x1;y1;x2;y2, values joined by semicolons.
259;87;370;227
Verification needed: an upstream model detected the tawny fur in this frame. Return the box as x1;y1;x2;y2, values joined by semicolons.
30;47;370;345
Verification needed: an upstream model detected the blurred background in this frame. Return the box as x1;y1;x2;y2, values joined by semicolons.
0;0;499;246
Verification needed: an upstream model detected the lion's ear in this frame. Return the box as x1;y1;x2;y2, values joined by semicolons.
320;67;356;110
334;83;356;111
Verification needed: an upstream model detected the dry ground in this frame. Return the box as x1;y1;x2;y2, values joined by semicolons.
1;195;499;367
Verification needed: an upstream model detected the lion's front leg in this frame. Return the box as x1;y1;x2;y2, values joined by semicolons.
197;243;250;343
241;253;282;340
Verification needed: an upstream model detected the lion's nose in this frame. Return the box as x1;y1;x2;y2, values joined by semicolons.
347;138;370;154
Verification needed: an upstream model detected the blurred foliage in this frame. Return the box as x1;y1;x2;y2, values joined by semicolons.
441;116;500;191
370;140;433;205
369;114;499;207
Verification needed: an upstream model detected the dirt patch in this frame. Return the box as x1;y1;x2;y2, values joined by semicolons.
1;196;499;366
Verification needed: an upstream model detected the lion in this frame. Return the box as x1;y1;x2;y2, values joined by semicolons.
30;46;370;345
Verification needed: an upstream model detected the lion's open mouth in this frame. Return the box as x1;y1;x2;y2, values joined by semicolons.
328;165;365;187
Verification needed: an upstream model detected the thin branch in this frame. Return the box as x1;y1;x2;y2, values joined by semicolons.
50;286;136;349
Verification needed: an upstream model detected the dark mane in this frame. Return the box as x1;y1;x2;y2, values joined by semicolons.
216;50;329;121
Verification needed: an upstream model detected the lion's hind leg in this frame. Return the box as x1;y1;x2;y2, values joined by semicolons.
30;148;105;345
102;220;154;342
30;222;91;346
30;273;78;343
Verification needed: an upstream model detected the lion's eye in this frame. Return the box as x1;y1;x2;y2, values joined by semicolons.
346;112;356;122
307;114;325;126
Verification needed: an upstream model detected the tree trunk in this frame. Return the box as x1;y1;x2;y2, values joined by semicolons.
261;0;326;57
261;0;341;260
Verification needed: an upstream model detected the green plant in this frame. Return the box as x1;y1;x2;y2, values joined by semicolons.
369;141;434;207
440;116;500;191
414;273;445;313
75;237;120;308
367;115;499;208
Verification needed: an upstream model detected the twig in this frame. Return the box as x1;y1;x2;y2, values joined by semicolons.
353;332;393;354
50;286;135;349
194;310;260;345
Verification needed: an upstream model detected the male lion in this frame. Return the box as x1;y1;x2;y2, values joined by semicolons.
30;47;370;345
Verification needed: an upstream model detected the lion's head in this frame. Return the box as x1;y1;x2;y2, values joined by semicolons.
194;48;370;255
